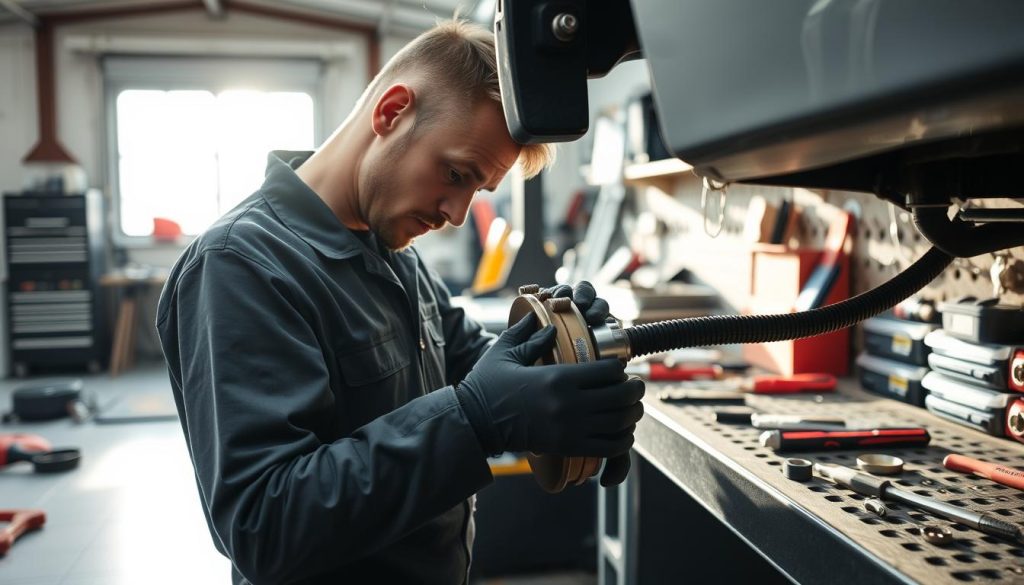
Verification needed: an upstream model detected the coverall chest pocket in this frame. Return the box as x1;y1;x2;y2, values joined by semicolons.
336;331;411;387
419;303;447;390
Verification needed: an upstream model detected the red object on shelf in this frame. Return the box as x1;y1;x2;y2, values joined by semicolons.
742;244;852;376
747;373;837;394
152;217;183;242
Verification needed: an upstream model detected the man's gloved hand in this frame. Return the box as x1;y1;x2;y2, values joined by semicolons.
542;281;610;326
541;280;632;485
457;313;644;486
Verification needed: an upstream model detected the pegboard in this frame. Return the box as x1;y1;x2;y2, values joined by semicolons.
646;379;1024;584
627;174;1024;315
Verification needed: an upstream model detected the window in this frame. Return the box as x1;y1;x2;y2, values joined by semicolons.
105;57;322;239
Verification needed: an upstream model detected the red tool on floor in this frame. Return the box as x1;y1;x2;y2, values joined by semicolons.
0;509;46;555
0;433;51;466
0;434;81;473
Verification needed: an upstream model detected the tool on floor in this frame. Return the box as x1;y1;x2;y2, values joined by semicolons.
856;454;905;475
0;434;81;473
0;509;46;556
4;379;84;422
783;458;813;481
943;454;1024;491
625;362;723;381
814;462;1023;543
759;427;931;452
714;409;849;430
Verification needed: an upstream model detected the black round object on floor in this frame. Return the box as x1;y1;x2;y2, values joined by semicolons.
11;379;83;421
32;449;81;473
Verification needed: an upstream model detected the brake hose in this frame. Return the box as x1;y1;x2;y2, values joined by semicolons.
626;246;953;358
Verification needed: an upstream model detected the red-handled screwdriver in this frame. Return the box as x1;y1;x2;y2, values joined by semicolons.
943;454;1024;492
760;427;931;452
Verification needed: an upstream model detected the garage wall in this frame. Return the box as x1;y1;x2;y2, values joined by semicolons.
0;12;418;265
539;59;652;236
0;12;417;364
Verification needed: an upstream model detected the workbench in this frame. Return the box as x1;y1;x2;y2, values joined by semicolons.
608;378;1024;584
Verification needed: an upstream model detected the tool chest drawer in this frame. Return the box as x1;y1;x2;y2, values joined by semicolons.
3;191;107;376
634;379;1024;585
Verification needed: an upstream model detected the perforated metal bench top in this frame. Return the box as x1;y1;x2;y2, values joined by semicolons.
635;379;1024;585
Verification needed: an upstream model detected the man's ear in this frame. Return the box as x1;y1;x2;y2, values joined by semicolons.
371;84;415;137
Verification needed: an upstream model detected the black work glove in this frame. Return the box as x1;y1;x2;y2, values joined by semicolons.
542;280;632;485
457;313;645;486
542;281;610;326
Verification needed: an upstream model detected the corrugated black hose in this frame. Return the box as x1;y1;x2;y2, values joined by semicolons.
625;246;954;358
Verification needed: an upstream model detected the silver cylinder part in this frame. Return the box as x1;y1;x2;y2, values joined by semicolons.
591;317;631;361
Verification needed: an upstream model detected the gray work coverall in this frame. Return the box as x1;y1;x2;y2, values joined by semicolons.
157;151;497;584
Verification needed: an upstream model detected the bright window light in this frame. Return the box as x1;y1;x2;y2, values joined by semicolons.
115;89;314;237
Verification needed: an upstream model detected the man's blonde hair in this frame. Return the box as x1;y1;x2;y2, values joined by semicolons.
362;19;554;178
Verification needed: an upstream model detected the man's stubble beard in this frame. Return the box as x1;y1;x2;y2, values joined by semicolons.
364;134;415;252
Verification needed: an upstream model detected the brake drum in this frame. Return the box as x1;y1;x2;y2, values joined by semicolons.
508;285;605;493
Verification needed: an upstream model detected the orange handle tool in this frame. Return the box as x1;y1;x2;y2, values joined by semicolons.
943;454;1024;492
748;373;837;394
0;509;46;555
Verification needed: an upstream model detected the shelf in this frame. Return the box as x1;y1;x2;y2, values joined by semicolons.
623;158;694;189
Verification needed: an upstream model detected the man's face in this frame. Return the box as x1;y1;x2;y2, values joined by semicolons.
361;99;521;251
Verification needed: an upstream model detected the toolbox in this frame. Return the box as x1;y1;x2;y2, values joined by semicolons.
924;329;1017;391
928;353;1007;390
861;316;936;365
922;371;1016;437
924;394;1004;437
938;297;1024;345
855;352;929;407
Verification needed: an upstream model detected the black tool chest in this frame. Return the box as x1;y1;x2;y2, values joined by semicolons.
3;191;107;376
629;379;1024;585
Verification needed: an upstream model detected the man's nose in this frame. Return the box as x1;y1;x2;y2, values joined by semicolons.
439;191;473;227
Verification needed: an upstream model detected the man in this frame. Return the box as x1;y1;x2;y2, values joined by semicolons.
157;19;645;585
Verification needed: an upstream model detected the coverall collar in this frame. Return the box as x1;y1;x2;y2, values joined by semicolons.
260;151;422;297
261;150;366;261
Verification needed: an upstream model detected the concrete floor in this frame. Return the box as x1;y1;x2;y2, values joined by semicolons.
0;362;595;585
